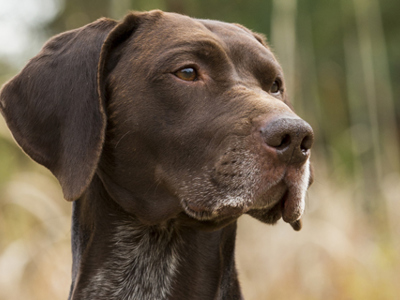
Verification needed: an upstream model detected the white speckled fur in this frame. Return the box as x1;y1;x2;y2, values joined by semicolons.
285;158;311;221
297;159;311;218
79;220;182;299
179;149;261;220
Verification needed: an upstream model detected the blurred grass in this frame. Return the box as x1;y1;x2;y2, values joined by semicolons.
236;159;400;300
1;0;400;299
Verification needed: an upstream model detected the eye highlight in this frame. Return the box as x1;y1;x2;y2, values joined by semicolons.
270;80;282;95
174;67;198;82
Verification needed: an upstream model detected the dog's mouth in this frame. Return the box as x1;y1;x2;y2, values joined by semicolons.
180;159;310;230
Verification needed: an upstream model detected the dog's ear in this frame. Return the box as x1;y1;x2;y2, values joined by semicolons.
0;14;142;201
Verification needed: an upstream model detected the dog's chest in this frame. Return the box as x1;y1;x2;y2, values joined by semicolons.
80;221;182;300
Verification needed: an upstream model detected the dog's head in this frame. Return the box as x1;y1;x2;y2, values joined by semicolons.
0;11;313;231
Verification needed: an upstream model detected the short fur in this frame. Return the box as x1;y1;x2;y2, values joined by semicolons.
0;10;313;300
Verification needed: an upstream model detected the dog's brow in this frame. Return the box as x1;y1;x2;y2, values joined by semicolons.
151;39;231;73
168;39;227;59
175;38;222;49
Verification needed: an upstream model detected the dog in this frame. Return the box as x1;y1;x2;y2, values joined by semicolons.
0;10;313;300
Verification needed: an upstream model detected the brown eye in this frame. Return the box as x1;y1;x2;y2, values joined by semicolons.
175;67;197;81
270;80;281;94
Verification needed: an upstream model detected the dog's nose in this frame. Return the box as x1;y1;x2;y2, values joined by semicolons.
261;117;314;164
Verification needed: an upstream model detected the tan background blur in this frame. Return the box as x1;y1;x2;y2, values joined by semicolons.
1;0;400;299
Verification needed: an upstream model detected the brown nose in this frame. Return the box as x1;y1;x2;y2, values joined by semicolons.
261;117;314;164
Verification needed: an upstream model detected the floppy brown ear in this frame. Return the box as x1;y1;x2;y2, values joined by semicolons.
0;18;121;201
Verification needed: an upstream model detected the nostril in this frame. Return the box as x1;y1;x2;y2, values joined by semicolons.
278;134;291;150
300;134;313;153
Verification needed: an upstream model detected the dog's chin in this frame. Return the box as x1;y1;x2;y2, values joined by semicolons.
181;198;245;222
177;200;242;231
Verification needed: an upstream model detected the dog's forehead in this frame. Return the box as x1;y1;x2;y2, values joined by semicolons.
153;12;276;60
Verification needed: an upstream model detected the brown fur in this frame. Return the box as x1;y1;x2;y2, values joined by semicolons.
0;10;313;300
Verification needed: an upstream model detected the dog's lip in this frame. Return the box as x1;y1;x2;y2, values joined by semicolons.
179;199;244;231
250;175;305;229
252;178;286;209
181;198;244;221
280;189;301;223
181;199;217;220
279;180;306;226
177;210;239;231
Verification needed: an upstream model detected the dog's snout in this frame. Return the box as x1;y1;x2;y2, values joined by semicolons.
261;118;314;164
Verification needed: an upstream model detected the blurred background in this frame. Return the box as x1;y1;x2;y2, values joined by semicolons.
1;0;399;299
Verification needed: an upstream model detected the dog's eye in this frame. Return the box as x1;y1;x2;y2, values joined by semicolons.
175;67;198;81
270;80;281;94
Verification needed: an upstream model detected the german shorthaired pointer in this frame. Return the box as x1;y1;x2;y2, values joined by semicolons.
0;10;313;300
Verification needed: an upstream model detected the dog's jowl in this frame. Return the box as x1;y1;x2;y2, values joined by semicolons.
0;10;313;300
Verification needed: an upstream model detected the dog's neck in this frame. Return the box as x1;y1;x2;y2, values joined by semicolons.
72;218;182;299
68;175;242;300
